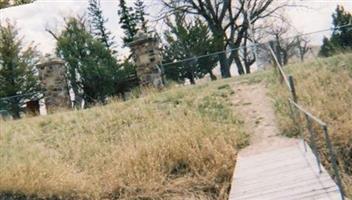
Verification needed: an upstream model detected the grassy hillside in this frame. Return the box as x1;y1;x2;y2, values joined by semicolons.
267;53;352;197
0;80;248;199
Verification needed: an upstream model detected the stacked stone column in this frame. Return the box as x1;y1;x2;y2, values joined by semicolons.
129;31;164;88
37;58;71;112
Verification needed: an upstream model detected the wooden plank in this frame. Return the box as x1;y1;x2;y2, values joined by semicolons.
232;172;335;193
229;141;342;200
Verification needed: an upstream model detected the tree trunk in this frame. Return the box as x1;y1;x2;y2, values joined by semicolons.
271;40;283;66
73;93;83;109
299;47;305;62
189;76;196;85
187;72;196;85
245;63;251;74
209;70;217;81
233;51;245;75
283;51;288;65
10;102;21;119
218;53;231;78
12;110;20;119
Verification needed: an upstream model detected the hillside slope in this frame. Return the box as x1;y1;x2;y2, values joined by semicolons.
0;80;248;199
1;53;351;199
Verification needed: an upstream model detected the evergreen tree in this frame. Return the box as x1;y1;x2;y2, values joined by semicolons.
56;17;136;106
319;37;336;57
88;0;116;51
0;21;41;119
134;0;147;32
56;18;116;106
118;0;138;45
319;5;352;56
163;15;218;84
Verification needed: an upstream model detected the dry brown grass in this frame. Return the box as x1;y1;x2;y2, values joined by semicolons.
267;53;352;197
0;80;248;199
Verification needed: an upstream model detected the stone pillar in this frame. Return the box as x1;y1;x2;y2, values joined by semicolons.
37;58;71;111
129;31;164;88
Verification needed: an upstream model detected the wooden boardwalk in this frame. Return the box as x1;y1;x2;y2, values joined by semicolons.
229;141;343;200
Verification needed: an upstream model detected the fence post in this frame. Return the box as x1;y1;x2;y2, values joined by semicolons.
288;75;298;103
269;40;282;66
159;63;167;85
269;42;283;83
322;125;345;200
288;100;307;152
305;114;322;174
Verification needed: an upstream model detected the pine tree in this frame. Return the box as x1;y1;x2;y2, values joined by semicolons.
88;0;115;51
134;0;147;32
0;21;41;119
118;0;138;45
56;17;136;106
319;5;352;57
163;15;218;84
319;37;336;57
331;5;352;48
56;18;115;106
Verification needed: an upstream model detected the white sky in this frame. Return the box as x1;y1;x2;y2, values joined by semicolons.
1;0;352;58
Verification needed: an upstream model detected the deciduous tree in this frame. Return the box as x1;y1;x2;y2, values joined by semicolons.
161;0;286;78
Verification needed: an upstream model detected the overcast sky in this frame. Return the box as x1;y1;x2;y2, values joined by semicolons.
1;0;352;58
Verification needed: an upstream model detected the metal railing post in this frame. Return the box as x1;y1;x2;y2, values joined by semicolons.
288;75;298;103
288;100;307;151
305;114;322;173
322;125;345;200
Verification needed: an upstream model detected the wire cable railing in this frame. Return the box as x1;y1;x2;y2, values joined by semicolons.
268;44;346;200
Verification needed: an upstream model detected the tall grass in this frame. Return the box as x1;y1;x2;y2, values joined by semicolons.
0;80;248;199
267;53;352;197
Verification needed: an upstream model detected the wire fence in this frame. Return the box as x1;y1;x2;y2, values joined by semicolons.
1;24;352;118
161;27;352;86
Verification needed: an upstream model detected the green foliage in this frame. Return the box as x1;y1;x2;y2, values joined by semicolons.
118;0;149;46
118;0;138;45
134;0;147;32
56;17;128;106
163;14;218;84
88;0;116;51
319;5;352;57
0;21;41;118
319;37;336;57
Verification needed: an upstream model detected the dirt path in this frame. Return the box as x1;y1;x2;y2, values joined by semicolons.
232;82;298;156
229;82;343;200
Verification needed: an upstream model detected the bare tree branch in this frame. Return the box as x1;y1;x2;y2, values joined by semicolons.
45;28;59;41
159;0;290;77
